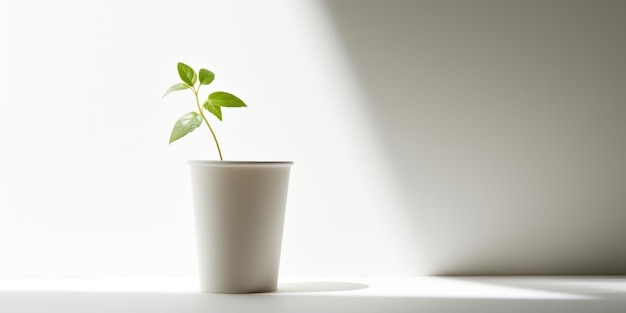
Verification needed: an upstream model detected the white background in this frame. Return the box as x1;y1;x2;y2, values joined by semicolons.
0;0;406;278
1;0;625;278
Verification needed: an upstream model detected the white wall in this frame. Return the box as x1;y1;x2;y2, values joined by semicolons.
1;0;625;278
0;0;406;278
323;0;626;274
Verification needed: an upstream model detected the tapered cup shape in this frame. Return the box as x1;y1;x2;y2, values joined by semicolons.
188;161;293;293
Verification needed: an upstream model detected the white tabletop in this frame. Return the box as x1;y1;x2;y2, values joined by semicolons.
1;276;625;313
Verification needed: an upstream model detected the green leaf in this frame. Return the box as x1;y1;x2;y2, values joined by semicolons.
177;62;197;86
203;100;222;121
162;83;190;98
208;92;247;107
169;112;203;144
198;69;215;85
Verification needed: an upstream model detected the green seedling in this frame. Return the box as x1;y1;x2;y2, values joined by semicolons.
163;62;247;160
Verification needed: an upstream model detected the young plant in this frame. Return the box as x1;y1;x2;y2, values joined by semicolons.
163;62;247;160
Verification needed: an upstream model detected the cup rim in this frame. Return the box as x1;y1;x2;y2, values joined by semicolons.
187;160;293;167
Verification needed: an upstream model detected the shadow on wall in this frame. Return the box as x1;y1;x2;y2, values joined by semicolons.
321;0;626;275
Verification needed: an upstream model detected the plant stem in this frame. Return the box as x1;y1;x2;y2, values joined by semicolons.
193;88;223;160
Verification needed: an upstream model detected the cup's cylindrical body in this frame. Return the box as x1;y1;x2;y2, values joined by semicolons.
188;161;293;293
